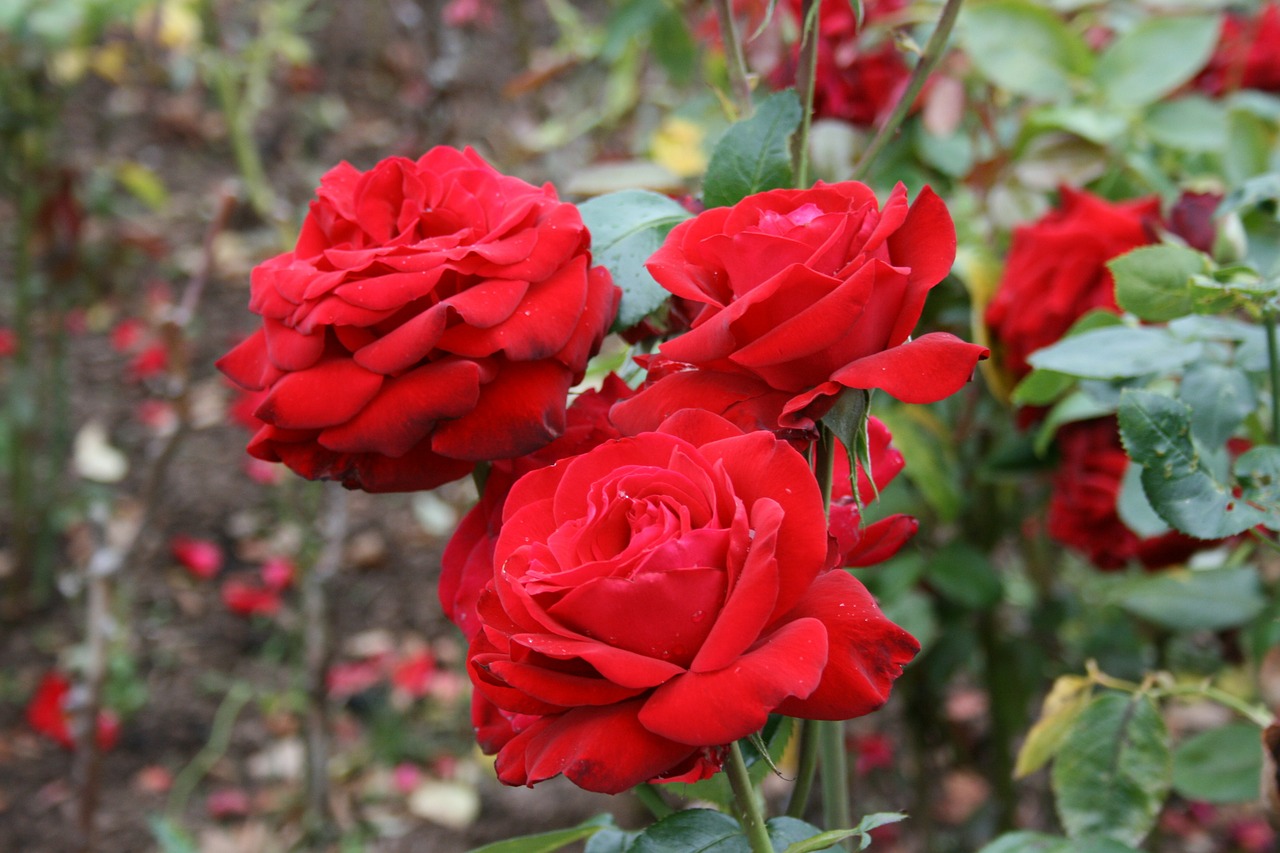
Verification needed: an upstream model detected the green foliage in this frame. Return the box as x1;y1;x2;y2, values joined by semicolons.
1027;326;1201;379
1051;693;1170;847
960;0;1092;101
1109;245;1207;322
578;190;693;330
922;542;1003;610
978;832;1141;853
702;90;802;208
467;814;616;853
1092;16;1219;109
1172;723;1265;803
1118;567;1265;632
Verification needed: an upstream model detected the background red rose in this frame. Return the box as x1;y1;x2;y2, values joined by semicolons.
466;409;918;793
1048;418;1206;570
1194;3;1280;95
611;182;987;437
984;187;1160;380
217;146;619;492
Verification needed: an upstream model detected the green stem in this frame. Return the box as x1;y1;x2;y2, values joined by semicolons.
793;0;821;187
635;783;674;819
715;0;754;117
786;720;820;818
1153;684;1274;728
852;0;965;178
1265;310;1279;443
812;427;851;843
166;683;253;820
977;610;1017;830
727;741;775;853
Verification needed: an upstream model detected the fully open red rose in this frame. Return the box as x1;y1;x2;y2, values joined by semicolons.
467;409;919;794
611;182;988;436
1048;418;1206;571
985;187;1159;380
217;146;619;492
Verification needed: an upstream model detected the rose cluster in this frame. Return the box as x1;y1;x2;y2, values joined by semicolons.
221;146;985;793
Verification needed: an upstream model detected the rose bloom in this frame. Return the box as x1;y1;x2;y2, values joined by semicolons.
467;409;919;793
830;417;918;567
1048;418;1206;570
1194;2;1280;95
984;187;1159;380
770;0;913;126
27;672;120;751
217;146;619;492
611;182;987;437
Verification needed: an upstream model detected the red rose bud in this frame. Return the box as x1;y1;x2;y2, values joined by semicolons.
611;182;987;436
26;672;120;751
467;409;919;794
216;146;620;493
170;534;223;580
985;187;1160;380
828;417;918;567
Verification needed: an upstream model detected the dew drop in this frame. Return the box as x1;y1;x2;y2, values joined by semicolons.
691;610;705;622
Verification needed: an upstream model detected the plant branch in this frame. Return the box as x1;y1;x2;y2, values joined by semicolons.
716;0;755;117
786;719;820;818
793;0;822;187
852;0;964;178
1265;310;1279;443
727;741;775;853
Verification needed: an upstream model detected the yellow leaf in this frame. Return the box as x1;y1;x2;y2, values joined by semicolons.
1014;674;1093;778
651;117;708;179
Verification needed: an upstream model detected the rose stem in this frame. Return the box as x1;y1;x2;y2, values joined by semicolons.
786;723;819;817
715;0;755;118
1266;310;1279;443
851;0;965;179
635;783;675;819
727;740;776;853
792;0;822;188
814;426;853;842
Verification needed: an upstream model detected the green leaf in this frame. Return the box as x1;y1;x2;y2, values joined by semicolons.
823;388;872;503
1118;390;1262;538
1052;693;1170;847
1109;245;1208;323
979;834;1141;853
1236;447;1280;531
1028;106;1128;145
923;542;1003;609
1094;15;1220;108
1035;389;1117;456
1144;97;1228;153
703;90;802;208
1027;326;1201;379
468;814;615;853
628;809;748;853
777;813;905;853
1116;462;1171;539
1180;364;1256;448
1015;675;1094;779
1011;368;1075;407
585;828;642;853
1118;566;1265;632
1173;722;1264;803
149;817;198;853
651;8;696;85
960;0;1092;100
1225;109;1275;188
876;406;962;521
578;190;693;330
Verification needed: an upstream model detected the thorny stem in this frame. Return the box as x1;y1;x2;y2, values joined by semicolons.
727;741;776;853
793;0;821;188
302;481;350;839
852;0;965;178
715;0;755;117
1084;661;1274;728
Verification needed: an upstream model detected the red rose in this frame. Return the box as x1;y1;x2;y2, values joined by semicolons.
770;0;914;126
467;409;919;793
1048;418;1206;570
217;146;619;492
611;182;987;436
984;187;1159;380
830;417;918;567
1195;3;1280;95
